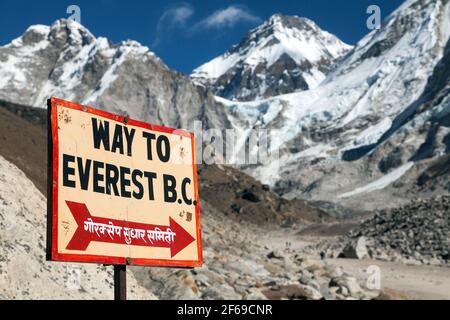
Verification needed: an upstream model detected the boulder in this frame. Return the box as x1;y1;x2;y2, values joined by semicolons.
340;236;369;259
201;284;241;300
262;284;323;300
329;276;364;297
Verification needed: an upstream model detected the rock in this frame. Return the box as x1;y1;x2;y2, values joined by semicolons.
328;286;339;296
329;276;364;297
323;265;344;278
296;256;324;272
201;284;241;300
263;262;283;275
297;285;323;300
337;286;349;297
241;189;260;202
267;250;286;260
340;236;369;259
195;269;226;285
244;288;268;300
300;277;320;291
298;270;315;287
262;284;323;300
320;287;337;300
228;260;270;277
181;274;200;295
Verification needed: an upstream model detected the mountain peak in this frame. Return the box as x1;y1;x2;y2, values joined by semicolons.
266;13;316;30
267;12;292;26
48;19;95;47
25;24;50;35
191;14;352;101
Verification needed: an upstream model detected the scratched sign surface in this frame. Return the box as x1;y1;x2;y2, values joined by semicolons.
47;97;202;267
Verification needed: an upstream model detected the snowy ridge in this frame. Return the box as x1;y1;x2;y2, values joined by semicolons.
193;15;351;79
0;19;162;109
338;162;415;199
0;18;216;130
191;13;352;101
220;0;449;153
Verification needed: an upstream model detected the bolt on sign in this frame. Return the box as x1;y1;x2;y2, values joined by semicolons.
46;97;202;267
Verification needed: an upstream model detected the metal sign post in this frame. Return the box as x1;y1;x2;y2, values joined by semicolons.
114;265;126;300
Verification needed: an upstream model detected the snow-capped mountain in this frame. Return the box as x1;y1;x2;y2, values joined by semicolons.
191;13;352;101
0;19;226;129
217;0;450;212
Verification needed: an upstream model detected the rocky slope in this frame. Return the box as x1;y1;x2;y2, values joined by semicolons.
191;13;352;101
0;154;156;299
131;201;379;300
312;196;450;266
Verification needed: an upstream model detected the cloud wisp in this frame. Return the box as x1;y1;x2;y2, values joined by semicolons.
153;2;194;47
195;5;262;30
153;4;262;47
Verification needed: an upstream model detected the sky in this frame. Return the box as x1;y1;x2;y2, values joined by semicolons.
0;0;405;74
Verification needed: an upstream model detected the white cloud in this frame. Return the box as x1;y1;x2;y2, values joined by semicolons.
193;5;261;31
153;4;262;45
153;3;194;47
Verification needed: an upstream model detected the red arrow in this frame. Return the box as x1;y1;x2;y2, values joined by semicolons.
65;201;195;258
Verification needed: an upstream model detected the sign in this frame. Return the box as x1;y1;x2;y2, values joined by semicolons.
47;97;202;267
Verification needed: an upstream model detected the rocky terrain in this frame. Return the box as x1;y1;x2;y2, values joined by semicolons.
311;196;450;266
1;82;449;301
131;201;379;300
197;164;330;226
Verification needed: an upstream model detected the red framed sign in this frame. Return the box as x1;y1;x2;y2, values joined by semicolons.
46;97;202;267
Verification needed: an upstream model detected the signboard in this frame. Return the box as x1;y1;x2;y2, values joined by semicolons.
46;97;202;268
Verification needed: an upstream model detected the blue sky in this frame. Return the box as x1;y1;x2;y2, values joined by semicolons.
0;0;404;74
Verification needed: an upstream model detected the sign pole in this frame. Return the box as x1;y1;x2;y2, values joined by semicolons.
114;265;126;300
